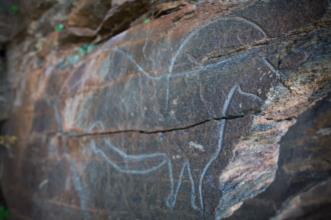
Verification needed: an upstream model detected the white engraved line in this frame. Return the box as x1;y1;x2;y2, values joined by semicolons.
91;139;180;209
261;57;281;78
89;84;261;212
91;141;168;174
115;47;251;81
237;86;263;103
62;48;249;98
168;16;268;75
187;161;199;210
91;138;198;210
67;156;91;220
113;48;158;80
198;84;239;211
60;16;267;96
232;16;268;38
108;15;267;110
166;160;199;210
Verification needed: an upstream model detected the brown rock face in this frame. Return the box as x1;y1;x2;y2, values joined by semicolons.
0;0;330;220
67;0;112;30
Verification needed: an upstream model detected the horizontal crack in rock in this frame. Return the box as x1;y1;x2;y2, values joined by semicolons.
60;114;252;138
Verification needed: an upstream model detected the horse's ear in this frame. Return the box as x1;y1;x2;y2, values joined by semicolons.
226;86;263;117
171;17;267;74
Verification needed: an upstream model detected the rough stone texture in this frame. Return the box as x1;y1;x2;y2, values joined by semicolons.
65;0;153;41
225;92;331;220
0;0;21;42
0;0;330;220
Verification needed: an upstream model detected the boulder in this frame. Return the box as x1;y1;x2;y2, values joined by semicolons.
0;0;330;219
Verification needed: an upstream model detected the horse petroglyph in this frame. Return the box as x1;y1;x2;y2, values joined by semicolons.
90;84;263;212
62;15;277;219
63;16;269;133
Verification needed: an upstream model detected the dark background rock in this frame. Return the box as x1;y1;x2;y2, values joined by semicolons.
0;44;8;121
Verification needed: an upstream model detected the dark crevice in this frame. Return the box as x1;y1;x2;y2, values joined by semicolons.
0;43;9;123
207;39;270;62
206;21;326;64
61;112;258;138
265;116;297;122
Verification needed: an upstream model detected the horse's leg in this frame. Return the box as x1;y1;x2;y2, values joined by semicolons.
165;158;175;208
65;155;91;220
186;161;200;211
91;140;195;210
198;119;227;211
198;85;238;211
165;160;197;209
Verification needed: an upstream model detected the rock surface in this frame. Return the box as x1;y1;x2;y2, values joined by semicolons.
226;92;331;220
0;0;330;220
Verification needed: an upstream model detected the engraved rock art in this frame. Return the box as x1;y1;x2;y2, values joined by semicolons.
60;15;273;218
56;16;273;217
89;84;262;212
63;16;270;133
2;1;330;220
